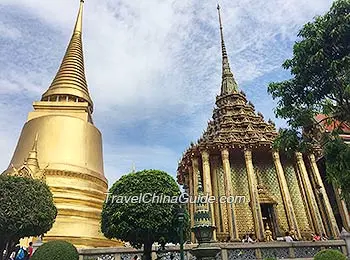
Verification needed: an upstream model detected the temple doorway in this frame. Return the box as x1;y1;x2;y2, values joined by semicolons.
260;203;279;238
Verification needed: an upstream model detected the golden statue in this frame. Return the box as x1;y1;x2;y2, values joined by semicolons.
2;0;120;248
264;224;273;242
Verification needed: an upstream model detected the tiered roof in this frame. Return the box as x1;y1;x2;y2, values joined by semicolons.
177;5;277;183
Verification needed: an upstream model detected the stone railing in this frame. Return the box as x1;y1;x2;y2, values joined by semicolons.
78;240;347;260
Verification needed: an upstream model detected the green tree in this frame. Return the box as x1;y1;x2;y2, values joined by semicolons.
314;249;346;260
101;170;190;260
31;241;79;260
324;136;350;201
268;0;350;127
268;0;350;199
0;175;57;260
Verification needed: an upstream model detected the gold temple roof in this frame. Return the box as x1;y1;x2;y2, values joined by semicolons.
197;92;277;147
177;6;277;183
41;0;93;110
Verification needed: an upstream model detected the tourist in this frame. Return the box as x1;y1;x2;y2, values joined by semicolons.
242;234;255;243
312;233;321;241
246;234;256;243
9;251;16;260
321;233;328;241
284;232;293;242
10;245;20;260
14;246;27;260
26;242;33;259
289;229;298;241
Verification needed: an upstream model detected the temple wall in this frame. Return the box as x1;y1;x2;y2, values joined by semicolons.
283;163;313;238
230;157;254;237
187;149;340;242
215;163;227;233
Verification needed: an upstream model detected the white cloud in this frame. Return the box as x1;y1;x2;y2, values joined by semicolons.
0;21;21;39
0;0;334;180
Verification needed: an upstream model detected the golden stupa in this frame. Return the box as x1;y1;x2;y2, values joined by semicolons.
3;0;120;247
177;5;349;242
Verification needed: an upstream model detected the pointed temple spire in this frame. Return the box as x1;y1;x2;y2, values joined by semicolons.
41;0;93;110
217;4;238;94
26;133;40;172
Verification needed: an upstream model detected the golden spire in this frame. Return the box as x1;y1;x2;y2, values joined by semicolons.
217;4;238;94
41;0;93;110
26;133;39;172
6;134;46;181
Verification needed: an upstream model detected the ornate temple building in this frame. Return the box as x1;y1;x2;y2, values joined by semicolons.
3;1;119;247
177;6;349;242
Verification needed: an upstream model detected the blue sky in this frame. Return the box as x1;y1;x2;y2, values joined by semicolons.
0;0;333;185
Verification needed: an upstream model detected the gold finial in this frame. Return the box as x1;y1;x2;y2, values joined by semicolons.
41;0;93;111
217;4;227;57
74;0;84;33
27;134;40;171
216;4;238;94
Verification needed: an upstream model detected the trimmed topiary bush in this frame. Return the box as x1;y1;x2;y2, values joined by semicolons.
314;249;346;260
31;240;79;260
0;175;57;260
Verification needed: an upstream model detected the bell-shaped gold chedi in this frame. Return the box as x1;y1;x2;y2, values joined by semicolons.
2;0;121;248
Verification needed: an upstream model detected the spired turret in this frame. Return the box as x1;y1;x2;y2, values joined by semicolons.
178;5;340;243
6;134;46;182
3;0;121;247
41;0;93;111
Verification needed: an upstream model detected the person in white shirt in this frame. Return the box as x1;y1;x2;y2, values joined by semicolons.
9;252;16;260
284;231;294;242
242;233;257;243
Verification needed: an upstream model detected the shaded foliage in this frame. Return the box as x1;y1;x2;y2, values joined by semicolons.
31;241;79;260
314;249;346;260
268;0;350;200
272;128;310;157
0;176;57;260
325;136;350;201
268;0;350;127
101;169;190;260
